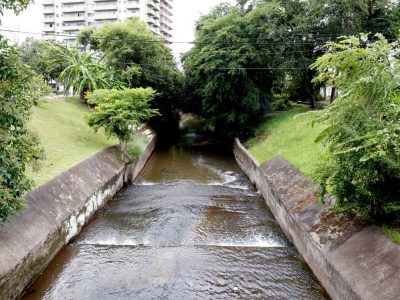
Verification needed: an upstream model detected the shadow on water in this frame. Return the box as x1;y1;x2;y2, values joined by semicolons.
22;134;329;300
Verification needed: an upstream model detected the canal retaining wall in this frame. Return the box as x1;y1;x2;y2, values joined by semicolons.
0;132;156;300
233;138;400;300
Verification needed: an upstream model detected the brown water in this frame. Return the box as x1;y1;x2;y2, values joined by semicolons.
23;135;328;300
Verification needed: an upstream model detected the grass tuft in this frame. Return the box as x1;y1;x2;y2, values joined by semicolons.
383;227;400;244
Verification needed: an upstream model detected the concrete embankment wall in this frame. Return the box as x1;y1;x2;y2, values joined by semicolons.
233;138;400;300
0;133;156;300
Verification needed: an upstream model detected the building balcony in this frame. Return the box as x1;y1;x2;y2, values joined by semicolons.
126;1;139;9
160;16;172;24
43;27;55;32
61;0;84;3
62;5;85;12
147;1;155;9
160;0;172;9
63;23;85;31
43;7;55;13
93;4;117;11
94;13;118;20
43;16;55;22
160;28;172;37
127;8;139;17
147;8;155;16
62;14;85;21
95;19;118;25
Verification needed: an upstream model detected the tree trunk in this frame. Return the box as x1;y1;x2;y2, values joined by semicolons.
306;69;317;110
330;86;337;103
80;86;89;104
323;86;327;100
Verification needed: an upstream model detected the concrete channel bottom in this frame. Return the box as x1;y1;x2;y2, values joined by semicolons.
22;141;329;300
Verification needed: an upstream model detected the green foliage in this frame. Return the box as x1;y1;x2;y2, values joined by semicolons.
126;132;149;158
0;37;43;223
59;48;125;102
0;0;30;14
383;226;400;244
183;2;288;140
28;75;53;105
86;88;159;147
18;38;65;82
311;35;400;225
78;18;182;136
263;0;397;108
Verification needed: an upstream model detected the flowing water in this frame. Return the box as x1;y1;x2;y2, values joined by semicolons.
23;135;328;300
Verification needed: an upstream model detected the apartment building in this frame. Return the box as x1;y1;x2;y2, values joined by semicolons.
42;0;173;44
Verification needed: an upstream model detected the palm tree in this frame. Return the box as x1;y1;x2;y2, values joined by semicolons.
59;48;124;103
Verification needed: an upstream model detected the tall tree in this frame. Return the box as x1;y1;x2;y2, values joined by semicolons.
282;0;397;107
183;3;289;140
77;18;183;137
18;38;65;83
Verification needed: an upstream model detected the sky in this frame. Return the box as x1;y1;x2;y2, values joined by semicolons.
0;0;236;62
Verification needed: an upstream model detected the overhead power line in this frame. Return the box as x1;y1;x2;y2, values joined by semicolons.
2;27;398;46
118;62;308;71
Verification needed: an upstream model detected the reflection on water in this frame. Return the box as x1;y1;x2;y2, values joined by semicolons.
23;135;329;300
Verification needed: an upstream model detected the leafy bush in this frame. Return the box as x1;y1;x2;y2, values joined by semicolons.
312;34;400;225
86;88;159;148
29;75;53;105
0;37;44;223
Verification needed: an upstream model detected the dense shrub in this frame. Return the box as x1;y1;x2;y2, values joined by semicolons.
0;38;44;223
312;35;400;224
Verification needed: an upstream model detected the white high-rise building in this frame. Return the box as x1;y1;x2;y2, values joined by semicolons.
42;0;173;44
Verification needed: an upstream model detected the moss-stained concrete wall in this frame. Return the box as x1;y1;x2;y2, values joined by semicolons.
234;138;400;300
0;133;156;300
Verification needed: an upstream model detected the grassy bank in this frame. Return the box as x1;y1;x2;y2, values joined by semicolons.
246;104;400;244
245;105;326;176
27;97;117;186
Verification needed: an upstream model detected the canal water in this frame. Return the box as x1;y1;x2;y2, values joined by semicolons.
23;135;328;300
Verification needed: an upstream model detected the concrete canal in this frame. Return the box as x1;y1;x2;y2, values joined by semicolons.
23;135;328;299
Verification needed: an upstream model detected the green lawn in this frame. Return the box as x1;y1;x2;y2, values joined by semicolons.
245;104;326;176
26;97;117;187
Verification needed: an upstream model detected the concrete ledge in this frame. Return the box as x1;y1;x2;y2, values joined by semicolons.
0;133;156;300
234;138;400;300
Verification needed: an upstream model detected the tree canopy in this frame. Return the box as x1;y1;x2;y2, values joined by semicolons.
0;37;43;223
78;18;183;136
0;0;30;14
86;88;159;147
182;2;289;139
18;38;65;83
59;47;125;102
